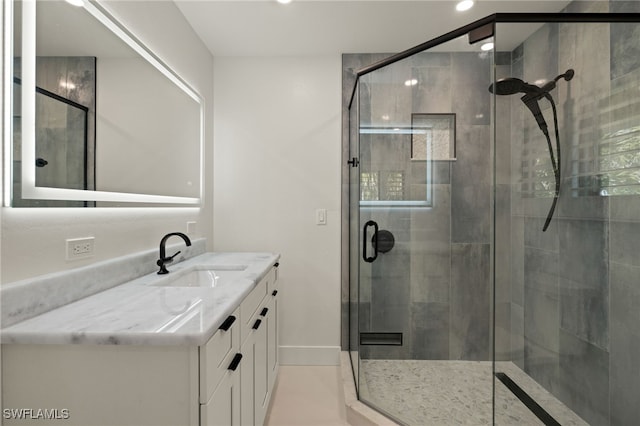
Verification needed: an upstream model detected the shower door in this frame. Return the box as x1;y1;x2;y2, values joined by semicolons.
348;33;495;425
353;101;462;425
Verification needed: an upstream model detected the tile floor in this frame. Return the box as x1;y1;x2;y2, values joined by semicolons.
265;361;587;426
265;366;349;426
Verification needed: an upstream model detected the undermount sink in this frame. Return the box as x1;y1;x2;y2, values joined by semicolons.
152;265;248;288
203;264;248;271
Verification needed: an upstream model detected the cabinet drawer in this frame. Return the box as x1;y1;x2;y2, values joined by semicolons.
240;276;267;342
200;308;240;404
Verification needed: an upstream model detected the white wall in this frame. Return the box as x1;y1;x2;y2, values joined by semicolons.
213;56;342;365
96;57;200;197
1;1;214;283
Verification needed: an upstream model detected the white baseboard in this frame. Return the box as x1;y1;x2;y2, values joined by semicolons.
279;345;341;366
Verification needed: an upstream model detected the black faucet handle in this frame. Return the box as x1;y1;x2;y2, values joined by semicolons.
157;250;181;266
168;250;182;261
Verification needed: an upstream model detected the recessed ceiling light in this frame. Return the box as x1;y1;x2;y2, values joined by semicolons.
404;79;418;87
277;0;292;4
456;0;474;12
481;42;494;51
382;115;390;121
65;0;84;6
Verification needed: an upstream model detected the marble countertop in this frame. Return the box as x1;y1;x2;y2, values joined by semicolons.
1;252;280;346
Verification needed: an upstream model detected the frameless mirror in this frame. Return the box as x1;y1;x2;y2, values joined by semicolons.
9;0;203;207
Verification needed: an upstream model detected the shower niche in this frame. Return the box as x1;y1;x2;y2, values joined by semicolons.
345;9;640;426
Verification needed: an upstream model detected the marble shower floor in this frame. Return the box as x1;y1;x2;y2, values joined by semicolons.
358;360;588;426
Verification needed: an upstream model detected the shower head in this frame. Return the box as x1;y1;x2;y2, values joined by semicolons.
488;69;576;133
488;68;575;233
488;77;541;96
488;69;575;97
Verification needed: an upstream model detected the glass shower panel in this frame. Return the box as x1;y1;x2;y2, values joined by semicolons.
354;34;494;425
348;80;360;390
12;80;89;208
494;17;640;426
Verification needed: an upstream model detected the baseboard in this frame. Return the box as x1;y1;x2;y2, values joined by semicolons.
279;345;341;366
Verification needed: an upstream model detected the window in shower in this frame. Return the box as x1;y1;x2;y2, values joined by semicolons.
592;74;640;197
520;127;557;199
360;171;405;202
598;123;640;196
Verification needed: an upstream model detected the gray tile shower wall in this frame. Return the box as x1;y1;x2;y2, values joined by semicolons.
501;4;640;423
607;6;640;421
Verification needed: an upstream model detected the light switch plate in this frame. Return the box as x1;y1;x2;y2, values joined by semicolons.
316;209;327;225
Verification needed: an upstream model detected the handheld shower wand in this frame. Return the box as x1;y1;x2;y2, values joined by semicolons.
489;69;575;231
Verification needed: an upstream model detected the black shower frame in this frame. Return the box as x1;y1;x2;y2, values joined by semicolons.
345;10;640;426
13;76;94;207
348;12;640;110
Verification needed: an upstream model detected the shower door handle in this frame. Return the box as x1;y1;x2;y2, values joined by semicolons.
363;220;378;263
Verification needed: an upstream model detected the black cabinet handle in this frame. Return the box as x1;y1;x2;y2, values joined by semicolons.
260;307;269;317
363;220;379;263
272;290;278;297
218;315;236;331
228;353;243;371
252;319;262;330
274;262;280;267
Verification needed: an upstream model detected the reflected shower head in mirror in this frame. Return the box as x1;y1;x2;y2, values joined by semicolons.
489;69;575;232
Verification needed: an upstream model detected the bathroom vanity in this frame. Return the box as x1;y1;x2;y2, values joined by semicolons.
1;251;280;426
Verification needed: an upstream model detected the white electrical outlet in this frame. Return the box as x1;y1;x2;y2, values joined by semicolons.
66;237;95;261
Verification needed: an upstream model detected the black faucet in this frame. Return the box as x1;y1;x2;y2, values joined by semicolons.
157;232;192;274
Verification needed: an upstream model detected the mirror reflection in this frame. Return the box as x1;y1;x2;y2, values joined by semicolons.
12;0;202;207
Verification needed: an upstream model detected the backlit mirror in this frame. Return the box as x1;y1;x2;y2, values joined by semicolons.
9;0;203;207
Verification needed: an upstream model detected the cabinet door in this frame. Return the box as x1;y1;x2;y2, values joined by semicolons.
254;312;269;426
201;363;240;426
240;331;255;426
267;290;279;392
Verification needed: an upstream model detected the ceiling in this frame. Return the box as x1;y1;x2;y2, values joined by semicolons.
175;0;572;56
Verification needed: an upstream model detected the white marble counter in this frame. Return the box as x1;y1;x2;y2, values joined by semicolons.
1;252;280;346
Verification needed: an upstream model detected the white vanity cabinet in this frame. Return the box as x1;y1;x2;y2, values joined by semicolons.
239;265;278;426
195;264;281;426
1;263;281;426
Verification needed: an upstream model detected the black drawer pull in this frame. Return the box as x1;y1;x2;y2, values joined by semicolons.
228;353;243;371
218;315;236;331
272;290;278;296
260;307;269;317
252;319;262;330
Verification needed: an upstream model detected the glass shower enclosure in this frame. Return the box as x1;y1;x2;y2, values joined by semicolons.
346;9;640;426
